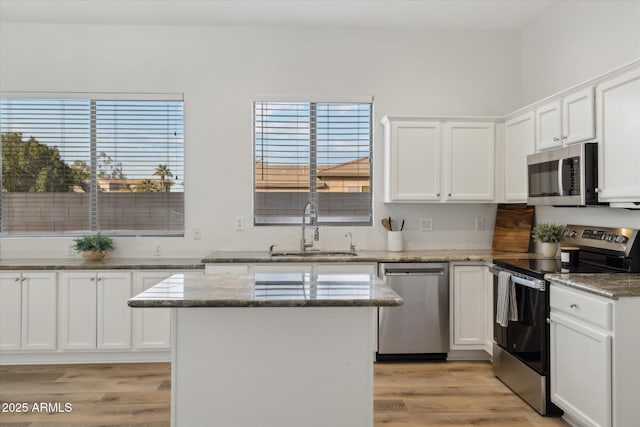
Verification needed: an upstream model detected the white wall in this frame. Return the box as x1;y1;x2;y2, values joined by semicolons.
521;0;640;104
520;1;640;229
0;23;520;258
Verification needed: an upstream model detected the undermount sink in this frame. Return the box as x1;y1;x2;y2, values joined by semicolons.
269;250;358;257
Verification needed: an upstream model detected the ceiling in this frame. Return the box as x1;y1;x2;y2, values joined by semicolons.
0;0;558;31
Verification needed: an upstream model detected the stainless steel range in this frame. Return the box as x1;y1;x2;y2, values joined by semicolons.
490;225;640;416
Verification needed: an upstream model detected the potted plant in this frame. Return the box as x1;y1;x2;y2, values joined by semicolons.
73;233;115;262
532;223;565;257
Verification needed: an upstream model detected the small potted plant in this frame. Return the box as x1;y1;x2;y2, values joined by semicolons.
73;233;115;262
532;223;565;257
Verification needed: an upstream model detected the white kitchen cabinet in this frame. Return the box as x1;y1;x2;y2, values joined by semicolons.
550;285;612;427
382;116;496;203
549;282;640;427
59;271;131;351
535;100;562;150
97;272;132;350
59;272;98;350
443;122;495;201
535;87;595;151
596;68;640;203
450;265;488;350
504;112;535;202
562;87;596;145
550;311;611;427
132;271;173;350
382;117;441;202
0;272;23;350
0;271;57;351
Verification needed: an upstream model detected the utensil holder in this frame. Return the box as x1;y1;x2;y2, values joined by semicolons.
387;231;403;252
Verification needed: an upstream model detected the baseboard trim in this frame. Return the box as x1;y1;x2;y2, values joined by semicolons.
0;350;170;365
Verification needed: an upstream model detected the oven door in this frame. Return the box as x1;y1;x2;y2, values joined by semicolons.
491;268;547;375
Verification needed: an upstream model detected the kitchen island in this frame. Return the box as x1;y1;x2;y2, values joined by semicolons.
128;271;402;427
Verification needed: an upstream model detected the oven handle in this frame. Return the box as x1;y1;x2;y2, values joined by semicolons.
489;265;546;291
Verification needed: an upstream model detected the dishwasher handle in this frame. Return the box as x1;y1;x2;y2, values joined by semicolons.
383;268;445;276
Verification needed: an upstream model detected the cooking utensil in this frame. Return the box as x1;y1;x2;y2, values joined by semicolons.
381;218;392;231
400;220;405;231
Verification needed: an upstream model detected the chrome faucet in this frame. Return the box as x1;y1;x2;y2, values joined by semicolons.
344;232;356;254
300;201;319;252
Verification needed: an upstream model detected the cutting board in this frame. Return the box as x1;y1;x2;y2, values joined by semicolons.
492;204;535;253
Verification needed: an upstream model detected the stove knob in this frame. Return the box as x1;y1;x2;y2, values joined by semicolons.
615;235;628;244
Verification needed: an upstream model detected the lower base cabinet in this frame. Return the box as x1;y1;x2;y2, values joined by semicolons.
550;311;611;427
59;272;132;350
549;283;640;427
0;269;199;364
450;265;490;351
131;271;173;350
0;272;57;351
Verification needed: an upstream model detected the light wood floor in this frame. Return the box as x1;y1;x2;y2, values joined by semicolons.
0;361;568;426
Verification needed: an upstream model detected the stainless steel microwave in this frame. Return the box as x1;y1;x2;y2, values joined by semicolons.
527;143;599;206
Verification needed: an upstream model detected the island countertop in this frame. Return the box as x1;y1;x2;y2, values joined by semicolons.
128;272;403;308
546;273;640;300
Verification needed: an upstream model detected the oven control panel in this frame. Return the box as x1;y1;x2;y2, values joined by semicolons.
561;225;637;253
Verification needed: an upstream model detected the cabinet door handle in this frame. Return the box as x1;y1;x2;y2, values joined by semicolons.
21;277;26;282
448;193;452;197
553;137;560;142
436;193;440;197
14;277;20;282
90;277;96;281
561;135;567;141
595;187;602;193
570;303;578;309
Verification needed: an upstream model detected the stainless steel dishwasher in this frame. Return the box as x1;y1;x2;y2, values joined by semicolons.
377;263;449;361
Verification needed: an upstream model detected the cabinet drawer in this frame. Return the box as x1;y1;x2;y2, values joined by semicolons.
550;285;612;330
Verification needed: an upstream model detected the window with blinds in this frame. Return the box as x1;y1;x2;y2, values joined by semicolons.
254;101;372;225
0;94;184;236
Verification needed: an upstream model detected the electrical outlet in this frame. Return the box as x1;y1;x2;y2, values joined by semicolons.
154;243;162;256
235;217;245;231
419;217;433;231
475;217;485;231
193;227;201;240
67;245;75;256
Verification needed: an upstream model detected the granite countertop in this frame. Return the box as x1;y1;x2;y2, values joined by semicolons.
0;249;547;271
0;258;205;271
128;272;403;308
201;249;547;264
546;273;640;300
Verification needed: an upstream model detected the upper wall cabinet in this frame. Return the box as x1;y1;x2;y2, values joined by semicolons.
535;87;595;151
382;117;495;203
382;117;441;202
504;112;535;202
596;68;640;203
443;122;495;201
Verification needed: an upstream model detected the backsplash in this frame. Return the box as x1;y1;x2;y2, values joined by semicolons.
535;206;640;229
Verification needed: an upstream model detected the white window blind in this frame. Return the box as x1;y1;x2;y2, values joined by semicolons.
254;101;372;225
0;95;184;236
